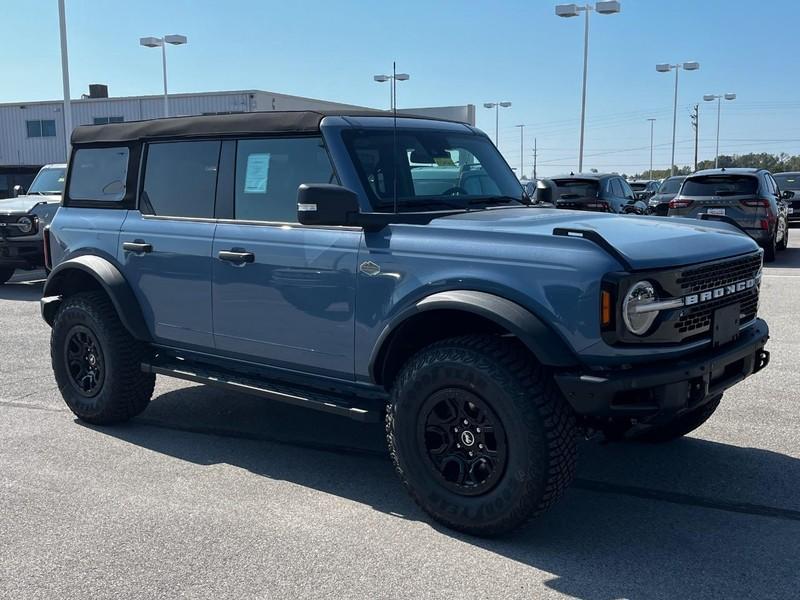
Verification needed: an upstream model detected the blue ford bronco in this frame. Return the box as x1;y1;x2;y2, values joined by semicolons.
42;111;770;535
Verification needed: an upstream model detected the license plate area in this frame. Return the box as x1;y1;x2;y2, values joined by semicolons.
712;302;741;348
707;207;726;216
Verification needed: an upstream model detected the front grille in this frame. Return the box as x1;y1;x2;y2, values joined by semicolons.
0;215;33;238
673;252;762;337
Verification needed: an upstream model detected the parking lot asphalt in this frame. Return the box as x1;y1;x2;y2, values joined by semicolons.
2;237;799;600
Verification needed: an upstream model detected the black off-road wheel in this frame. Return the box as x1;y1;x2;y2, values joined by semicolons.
386;335;577;536
0;267;14;285
634;395;722;443
51;291;155;425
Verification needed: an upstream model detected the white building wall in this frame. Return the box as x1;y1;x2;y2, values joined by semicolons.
0;89;474;167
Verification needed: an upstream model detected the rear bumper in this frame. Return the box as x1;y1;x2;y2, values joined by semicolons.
0;239;44;268
555;318;769;423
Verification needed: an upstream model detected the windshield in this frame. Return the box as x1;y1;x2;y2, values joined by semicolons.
657;177;684;195
681;175;758;197
28;166;66;195
342;129;524;212
774;173;800;190
551;178;599;199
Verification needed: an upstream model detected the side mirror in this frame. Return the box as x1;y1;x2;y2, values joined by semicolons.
12;185;24;197
297;184;361;227
781;190;795;200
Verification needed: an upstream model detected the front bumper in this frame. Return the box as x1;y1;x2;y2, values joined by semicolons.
555;318;769;423
0;239;44;268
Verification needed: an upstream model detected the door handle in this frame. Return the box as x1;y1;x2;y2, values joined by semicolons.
122;241;153;254
218;250;255;264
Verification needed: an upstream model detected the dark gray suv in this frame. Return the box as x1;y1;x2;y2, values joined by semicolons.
668;168;790;261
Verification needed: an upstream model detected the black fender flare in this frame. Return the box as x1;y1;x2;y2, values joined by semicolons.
41;255;151;342
369;290;579;383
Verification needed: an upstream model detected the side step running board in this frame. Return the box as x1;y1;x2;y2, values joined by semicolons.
141;360;381;423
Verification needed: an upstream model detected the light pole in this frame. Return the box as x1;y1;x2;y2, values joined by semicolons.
57;0;72;160
656;61;700;175
556;1;621;173
646;118;655;178
483;102;512;147
373;70;410;111
140;34;188;118
515;124;525;178
704;93;736;168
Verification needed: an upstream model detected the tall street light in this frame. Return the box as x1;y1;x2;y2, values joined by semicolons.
515;124;525;178
555;1;621;173
647;118;655;179
656;61;700;175
704;93;736;168
140;34;188;118
484;102;512;147
57;0;72;160
373;70;410;111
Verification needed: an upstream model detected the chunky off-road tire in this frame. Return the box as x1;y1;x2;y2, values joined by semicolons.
634;395;722;443
386;335;577;536
763;234;777;262
51;291;155;425
777;221;789;251
0;267;14;285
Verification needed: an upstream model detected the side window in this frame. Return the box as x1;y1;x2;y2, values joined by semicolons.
768;175;779;196
620;179;635;200
234;137;336;223
141;141;220;218
68;147;129;202
610;178;624;197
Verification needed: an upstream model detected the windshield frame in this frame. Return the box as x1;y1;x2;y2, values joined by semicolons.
339;127;525;213
28;166;66;195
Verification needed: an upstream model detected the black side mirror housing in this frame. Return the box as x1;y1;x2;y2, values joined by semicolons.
297;184;361;227
781;189;794;200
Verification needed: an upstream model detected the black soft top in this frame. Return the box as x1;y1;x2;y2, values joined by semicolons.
70;109;458;144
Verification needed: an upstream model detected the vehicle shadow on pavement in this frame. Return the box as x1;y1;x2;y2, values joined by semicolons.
0;275;45;301
88;384;800;600
770;245;800;268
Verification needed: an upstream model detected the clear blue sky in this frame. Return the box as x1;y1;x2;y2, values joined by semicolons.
2;0;799;176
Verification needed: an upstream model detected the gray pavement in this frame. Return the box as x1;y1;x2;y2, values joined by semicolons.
1;237;799;599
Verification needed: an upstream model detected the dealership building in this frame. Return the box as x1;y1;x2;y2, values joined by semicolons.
0;86;475;179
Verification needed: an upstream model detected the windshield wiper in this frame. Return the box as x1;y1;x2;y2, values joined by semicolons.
466;195;528;207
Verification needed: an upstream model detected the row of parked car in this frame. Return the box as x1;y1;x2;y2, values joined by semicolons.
525;168;799;261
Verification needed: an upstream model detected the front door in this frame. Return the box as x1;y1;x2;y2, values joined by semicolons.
211;136;359;378
119;140;221;348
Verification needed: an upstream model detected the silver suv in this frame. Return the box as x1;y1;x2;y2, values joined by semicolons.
668;168;790;262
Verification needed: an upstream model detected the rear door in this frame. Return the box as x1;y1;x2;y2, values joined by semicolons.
211;136;359;378
118;140;220;348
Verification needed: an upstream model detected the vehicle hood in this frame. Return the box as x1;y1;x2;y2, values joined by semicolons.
649;192;677;204
430;207;759;270
0;194;60;215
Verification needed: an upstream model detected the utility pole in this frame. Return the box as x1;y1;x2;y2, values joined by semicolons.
58;0;72;161
647;118;655;178
690;104;699;172
533;138;538;180
515;124;525;178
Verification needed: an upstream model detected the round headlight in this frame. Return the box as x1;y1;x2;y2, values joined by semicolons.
622;280;658;336
16;216;33;234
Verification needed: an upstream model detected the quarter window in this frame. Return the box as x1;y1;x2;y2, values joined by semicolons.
26;119;56;138
234;137;336;222
68;147;129;202
141;141;221;218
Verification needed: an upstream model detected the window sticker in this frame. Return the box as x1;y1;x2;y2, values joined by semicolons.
244;153;270;194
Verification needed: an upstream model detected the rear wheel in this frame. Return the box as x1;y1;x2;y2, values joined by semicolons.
634;395;722;443
763;232;777;262
51;291;155;424
386;335;577;536
0;267;14;285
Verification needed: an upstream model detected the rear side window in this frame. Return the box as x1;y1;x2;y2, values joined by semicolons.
141;141;221;218
682;175;758;196
234;137;336;223
68;147;129;202
551;178;599;199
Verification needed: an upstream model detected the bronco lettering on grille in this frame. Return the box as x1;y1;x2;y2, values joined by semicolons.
683;277;757;306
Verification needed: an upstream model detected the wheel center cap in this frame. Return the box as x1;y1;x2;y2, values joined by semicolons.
460;430;476;447
87;354;96;366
